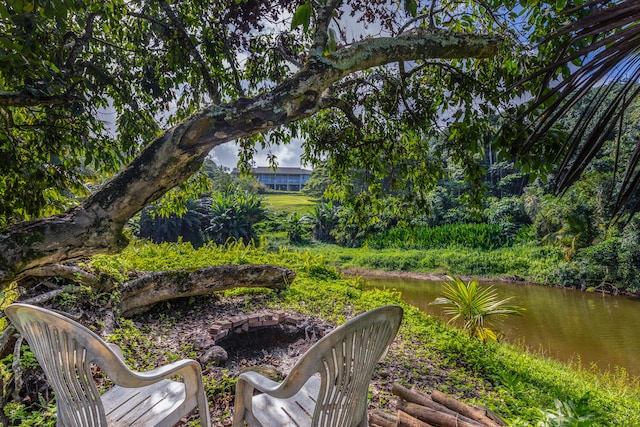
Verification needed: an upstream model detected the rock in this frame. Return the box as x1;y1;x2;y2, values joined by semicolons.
200;345;228;366
193;334;214;349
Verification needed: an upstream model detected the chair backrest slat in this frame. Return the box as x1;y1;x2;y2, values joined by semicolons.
6;305;109;427
299;305;402;427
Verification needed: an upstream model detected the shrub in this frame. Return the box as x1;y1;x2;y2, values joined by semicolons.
138;199;209;247
431;276;524;342
205;191;266;245
285;212;311;243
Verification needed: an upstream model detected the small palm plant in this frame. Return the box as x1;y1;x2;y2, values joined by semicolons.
432;276;524;342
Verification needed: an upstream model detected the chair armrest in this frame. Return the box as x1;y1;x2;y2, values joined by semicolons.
236;370;312;400
236;371;280;394
107;358;204;389
107;343;125;361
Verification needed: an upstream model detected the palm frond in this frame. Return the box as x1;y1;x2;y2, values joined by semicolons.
431;276;524;342
518;0;640;217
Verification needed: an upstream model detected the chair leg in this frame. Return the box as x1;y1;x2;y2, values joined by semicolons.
232;378;255;427
198;388;212;427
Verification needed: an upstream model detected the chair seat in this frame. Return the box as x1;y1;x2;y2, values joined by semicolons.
233;305;403;427
252;376;321;427
103;380;187;426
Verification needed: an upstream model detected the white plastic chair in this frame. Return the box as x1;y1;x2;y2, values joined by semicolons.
232;305;403;427
5;303;211;427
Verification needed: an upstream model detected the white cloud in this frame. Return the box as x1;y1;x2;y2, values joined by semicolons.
209;138;307;170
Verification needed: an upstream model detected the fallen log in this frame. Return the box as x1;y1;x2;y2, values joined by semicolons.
474;405;508;427
119;264;295;316
398;410;434;427
392;384;480;426
431;390;502;427
370;408;398;427
397;400;483;427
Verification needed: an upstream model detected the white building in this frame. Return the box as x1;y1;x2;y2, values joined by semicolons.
234;167;312;191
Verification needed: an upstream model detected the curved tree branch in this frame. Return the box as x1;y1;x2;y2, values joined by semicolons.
64;12;98;72
320;96;363;127
278;33;305;68
312;0;343;56
22;265;102;289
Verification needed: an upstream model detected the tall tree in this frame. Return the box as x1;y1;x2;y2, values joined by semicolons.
1;0;570;290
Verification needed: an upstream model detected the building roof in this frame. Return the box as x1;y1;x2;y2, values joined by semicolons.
233;167;312;175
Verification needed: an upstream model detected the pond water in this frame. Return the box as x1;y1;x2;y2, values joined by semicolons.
364;276;640;378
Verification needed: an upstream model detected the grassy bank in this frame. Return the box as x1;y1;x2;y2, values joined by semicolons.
85;240;640;426
269;239;566;285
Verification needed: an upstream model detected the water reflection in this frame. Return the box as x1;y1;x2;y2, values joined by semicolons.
364;276;640;378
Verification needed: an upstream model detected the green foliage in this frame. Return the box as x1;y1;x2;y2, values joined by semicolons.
485;196;531;240
261;193;318;215
206;191;266;245
86;242;640;426
1;0;301;228
308;201;339;243
301;162;332;198
366;223;512;251
137;189;266;248
552;221;640;292
525;184;598;251
107;319;164;371
285;212;310;243
203;370;237;402
138;198;210;248
4;397;56;426
538;393;596;427
302;243;563;282
432;276;524;342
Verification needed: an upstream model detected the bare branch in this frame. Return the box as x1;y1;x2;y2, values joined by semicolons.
11;337;23;402
128;11;170;29
64;13;98;72
324;27;501;74
278;33;304;68
220;29;246;97
320;96;363;127
23;264;102;288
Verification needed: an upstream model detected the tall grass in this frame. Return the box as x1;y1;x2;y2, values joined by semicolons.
366;223;513;250
303;243;564;282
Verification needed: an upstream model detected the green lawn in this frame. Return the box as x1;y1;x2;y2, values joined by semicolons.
261;192;318;214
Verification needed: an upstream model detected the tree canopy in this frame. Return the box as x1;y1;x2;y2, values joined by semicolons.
0;0;633;289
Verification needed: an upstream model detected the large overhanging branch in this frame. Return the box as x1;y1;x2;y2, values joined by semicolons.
0;28;501;287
